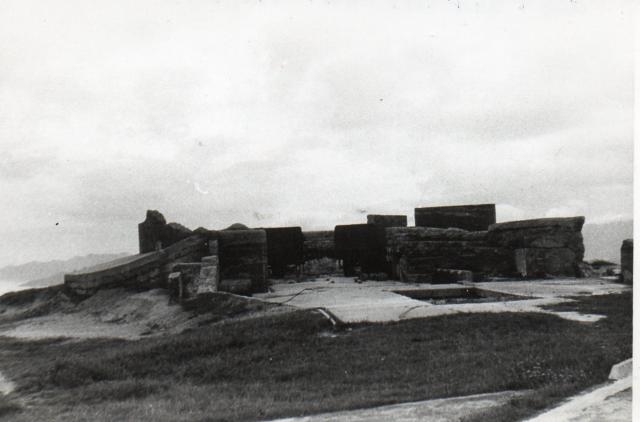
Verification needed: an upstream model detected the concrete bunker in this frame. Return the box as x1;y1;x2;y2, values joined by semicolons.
65;204;592;301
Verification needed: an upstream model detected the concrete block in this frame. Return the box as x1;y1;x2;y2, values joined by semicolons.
201;255;219;265
367;214;407;227
218;278;253;295
196;264;219;294
621;239;633;284
415;204;496;231
515;248;577;277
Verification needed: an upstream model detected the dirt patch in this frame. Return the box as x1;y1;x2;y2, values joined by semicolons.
0;287;293;340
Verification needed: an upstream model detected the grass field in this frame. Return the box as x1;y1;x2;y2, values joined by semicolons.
0;291;631;421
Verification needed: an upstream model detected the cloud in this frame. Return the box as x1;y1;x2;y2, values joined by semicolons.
0;0;633;266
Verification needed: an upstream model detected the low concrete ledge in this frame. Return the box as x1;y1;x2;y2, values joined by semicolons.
65;235;208;296
609;358;632;380
488;216;585;232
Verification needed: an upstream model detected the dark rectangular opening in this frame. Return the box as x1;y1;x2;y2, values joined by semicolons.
393;287;529;305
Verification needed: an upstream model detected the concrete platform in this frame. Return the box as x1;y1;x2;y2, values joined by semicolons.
255;277;629;324
270;390;527;422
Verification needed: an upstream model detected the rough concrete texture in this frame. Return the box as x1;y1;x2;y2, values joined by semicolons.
138;210;194;253
414;204;496;231
385;227;512;280
218;278;253;295
608;359;631;380
488;217;585;277
218;229;268;293
366;214;407;227
138;209;166;253
170;263;202;298
515;247;577;278
65;252;162;296
271;390;526;422
196;264;218;294
255;277;629;324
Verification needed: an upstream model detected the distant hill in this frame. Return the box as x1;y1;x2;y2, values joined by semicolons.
0;253;130;288
583;220;633;264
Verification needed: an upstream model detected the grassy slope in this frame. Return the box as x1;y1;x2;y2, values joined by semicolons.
0;291;632;422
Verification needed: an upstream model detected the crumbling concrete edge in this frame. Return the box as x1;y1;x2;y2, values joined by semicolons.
525;358;632;421
608;358;632;380
313;307;344;327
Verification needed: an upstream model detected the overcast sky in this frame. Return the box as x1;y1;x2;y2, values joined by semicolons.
0;0;634;266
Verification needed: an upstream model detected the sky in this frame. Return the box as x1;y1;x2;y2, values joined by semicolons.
0;0;634;267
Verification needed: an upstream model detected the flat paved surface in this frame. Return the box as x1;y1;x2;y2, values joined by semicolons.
256;277;628;324
270;390;527;422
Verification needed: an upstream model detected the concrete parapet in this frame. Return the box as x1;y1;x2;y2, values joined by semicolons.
415;204;496;231
64;251;163;296
367;214;407;228
488;217;585;277
65;235;208;296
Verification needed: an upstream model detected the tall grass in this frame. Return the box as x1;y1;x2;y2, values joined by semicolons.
0;292;631;422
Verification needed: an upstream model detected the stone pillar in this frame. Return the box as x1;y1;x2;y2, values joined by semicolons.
198;255;220;294
138;210;167;253
621;239;633;284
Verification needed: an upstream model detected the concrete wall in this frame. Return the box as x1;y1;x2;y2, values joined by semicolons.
302;231;338;276
415;204;496;231
367;214;407;228
65;252;162;296
335;224;387;276
217;229;268;293
262;227;304;277
487;217;585;277
385;227;512;282
65;235;208;296
303;231;335;260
